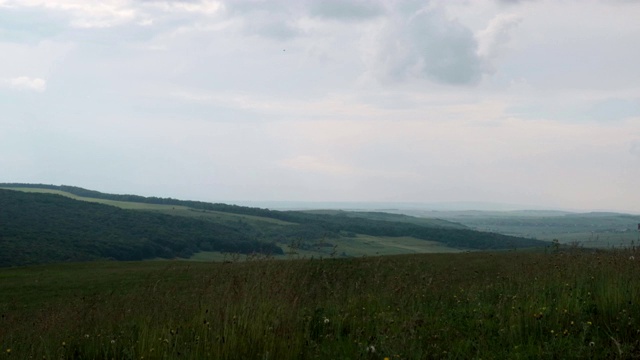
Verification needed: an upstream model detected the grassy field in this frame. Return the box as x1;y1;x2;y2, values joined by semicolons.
188;235;466;262
2;249;640;359
0;187;191;211
329;235;467;256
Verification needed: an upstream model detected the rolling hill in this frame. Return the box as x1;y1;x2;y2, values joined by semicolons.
0;184;548;267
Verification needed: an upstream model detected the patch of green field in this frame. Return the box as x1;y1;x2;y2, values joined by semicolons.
0;187;191;210
333;234;467;256
151;208;294;226
2;250;640;359
187;235;465;262
188;248;325;262
552;232;640;248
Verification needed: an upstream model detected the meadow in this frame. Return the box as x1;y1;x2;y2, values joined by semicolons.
2;248;640;359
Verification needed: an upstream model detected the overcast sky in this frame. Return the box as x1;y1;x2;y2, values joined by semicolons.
1;0;639;212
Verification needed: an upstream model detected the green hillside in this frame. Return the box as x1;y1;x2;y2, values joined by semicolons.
0;184;549;267
0;189;282;267
303;209;467;229
428;210;640;247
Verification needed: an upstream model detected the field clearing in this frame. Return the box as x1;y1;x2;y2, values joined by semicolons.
0;187;192;210
188;248;324;262
551;232;639;248
333;235;467;256
2;250;640;359
187;235;465;261
151;208;294;226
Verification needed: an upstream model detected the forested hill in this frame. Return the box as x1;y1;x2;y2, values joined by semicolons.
1;184;549;266
0;189;282;267
0;183;466;228
1;183;289;219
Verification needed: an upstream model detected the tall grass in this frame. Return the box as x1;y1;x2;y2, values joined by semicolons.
2;249;640;359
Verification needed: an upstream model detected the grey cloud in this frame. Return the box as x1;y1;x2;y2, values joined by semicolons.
496;0;535;4
310;0;384;20
135;0;200;3
224;1;304;16
224;0;384;41
0;6;69;43
630;140;640;157
588;98;640;122
243;19;300;40
221;1;305;40
374;7;484;85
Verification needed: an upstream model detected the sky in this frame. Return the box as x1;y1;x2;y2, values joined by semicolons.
1;0;640;212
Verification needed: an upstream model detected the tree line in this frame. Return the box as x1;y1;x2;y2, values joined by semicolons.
0;189;282;267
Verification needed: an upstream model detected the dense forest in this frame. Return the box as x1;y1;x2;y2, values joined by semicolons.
0;189;282;267
0;184;548;267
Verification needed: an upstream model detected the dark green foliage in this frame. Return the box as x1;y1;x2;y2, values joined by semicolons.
303;209;468;229
0;189;282;267
276;210;547;249
0;184;548;267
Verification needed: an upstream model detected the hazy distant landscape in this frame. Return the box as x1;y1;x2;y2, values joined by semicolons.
3;183;637;269
2;0;640;358
1;184;639;358
2;185;640;358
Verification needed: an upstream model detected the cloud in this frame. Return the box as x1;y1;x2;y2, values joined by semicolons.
0;0;223;29
2;76;46;91
219;1;304;40
496;0;535;4
310;0;384;20
587;98;640;122
476;13;522;60
142;0;223;15
0;0;136;28
370;5;484;85
631;140;640;157
241;16;300;40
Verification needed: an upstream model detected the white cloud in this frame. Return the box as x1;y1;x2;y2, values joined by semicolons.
2;76;46;92
144;0;223;15
476;13;521;60
0;0;223;29
0;0;137;28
